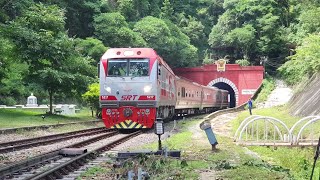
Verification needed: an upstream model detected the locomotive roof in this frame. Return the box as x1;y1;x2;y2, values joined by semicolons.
101;48;158;60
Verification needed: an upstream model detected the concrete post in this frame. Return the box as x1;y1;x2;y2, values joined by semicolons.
200;123;218;151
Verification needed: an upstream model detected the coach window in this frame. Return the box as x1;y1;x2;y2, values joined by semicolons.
216;94;220;100
181;87;186;97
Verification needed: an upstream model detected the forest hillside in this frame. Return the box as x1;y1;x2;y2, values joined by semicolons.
1;0;320;108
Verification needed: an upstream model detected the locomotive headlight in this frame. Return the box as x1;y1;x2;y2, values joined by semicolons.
106;87;111;93
104;85;111;93
143;85;152;93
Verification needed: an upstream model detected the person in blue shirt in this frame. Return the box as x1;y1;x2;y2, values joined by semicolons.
248;98;253;115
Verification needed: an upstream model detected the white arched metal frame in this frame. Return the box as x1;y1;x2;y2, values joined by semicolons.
296;117;320;144
289;116;319;134
238;117;291;142
234;115;263;140
207;77;239;106
238;118;283;142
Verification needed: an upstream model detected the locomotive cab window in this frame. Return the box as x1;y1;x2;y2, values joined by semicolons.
108;60;127;76
129;59;149;76
107;58;149;77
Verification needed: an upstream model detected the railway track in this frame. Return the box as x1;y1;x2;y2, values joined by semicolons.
0;127;112;153
0;120;101;134
26;131;141;180
0;130;128;179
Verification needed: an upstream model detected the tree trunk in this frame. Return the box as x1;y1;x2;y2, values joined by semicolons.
49;89;53;114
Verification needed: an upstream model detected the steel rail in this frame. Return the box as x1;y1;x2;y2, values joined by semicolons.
26;131;142;180
0;120;101;134
0;131;119;179
0;128;113;153
0;127;106;147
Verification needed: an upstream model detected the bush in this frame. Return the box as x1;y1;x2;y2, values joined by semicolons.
255;77;275;103
0;97;17;106
235;59;250;66
278;34;320;85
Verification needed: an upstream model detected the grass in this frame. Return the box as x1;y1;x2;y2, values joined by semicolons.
255;77;276;104
78;105;320;179
77;166;108;180
0;108;95;128
232;106;320;179
232;105;301;134
81;117;293;179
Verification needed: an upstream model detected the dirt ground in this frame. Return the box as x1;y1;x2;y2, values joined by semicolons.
189;112;240;179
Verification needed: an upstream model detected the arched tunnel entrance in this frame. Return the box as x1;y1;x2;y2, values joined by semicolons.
213;82;236;108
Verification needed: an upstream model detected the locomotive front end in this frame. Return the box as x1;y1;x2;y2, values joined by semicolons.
99;48;158;129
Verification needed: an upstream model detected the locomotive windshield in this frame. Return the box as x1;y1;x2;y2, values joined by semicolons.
107;58;149;77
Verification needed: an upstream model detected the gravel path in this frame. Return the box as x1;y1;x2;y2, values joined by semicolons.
111;120;178;151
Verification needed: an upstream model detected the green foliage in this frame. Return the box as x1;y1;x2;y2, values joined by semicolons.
255;77;276;103
4;3;95;113
48;0;102;38
78;166;107;179
82;83;100;116
2;0;320;118
160;0;174;21
0;34;28;103
76;37;108;63
117;0;135;22
235;59;250;66
288;6;320;44
0;0;34;22
94;12;147;47
279;34;320;85
1;97;16;106
226;24;256;59
208;0;289;67
134;16;198;67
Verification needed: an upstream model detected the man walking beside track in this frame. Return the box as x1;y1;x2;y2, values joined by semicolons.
248;98;253;115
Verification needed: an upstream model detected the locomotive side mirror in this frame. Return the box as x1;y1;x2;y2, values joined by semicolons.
97;62;100;78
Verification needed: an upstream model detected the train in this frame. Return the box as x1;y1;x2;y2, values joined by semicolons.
99;48;229;129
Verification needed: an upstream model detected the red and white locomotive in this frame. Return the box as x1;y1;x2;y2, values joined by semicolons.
99;48;228;129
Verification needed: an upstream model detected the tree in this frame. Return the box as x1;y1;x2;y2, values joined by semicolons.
180;15;206;59
289;7;320;44
134;16;198;67
94;12;146;47
0;0;34;23
208;0;289;67
5;3;95;113
0;34;28;105
225;25;256;59
46;0;103;38
117;0;135;21
76;37;108;63
279;34;320;85
132;0;151;18
82;82;100;117
160;0;174;21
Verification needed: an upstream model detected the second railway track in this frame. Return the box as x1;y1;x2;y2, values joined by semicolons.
0;129;132;179
0;127;112;153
